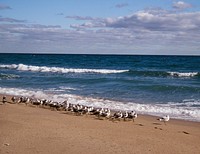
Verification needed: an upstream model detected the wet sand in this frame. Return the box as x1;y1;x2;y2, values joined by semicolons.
0;94;200;154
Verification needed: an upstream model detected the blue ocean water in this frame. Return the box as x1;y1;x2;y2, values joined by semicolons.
0;53;200;121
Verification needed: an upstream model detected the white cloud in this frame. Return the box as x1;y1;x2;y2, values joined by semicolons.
105;11;200;31
173;1;192;10
0;8;200;55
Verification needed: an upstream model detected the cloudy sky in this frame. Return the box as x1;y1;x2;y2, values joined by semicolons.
0;0;200;55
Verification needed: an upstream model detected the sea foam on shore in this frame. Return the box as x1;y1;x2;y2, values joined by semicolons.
1;87;200;122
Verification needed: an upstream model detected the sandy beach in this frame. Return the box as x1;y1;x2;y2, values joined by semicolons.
0;94;200;154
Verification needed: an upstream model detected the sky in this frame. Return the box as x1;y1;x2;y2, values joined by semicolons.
0;0;200;55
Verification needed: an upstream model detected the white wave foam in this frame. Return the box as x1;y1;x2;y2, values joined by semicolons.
59;86;78;91
168;99;200;107
0;87;200;122
168;71;198;77
0;87;50;100
0;64;128;74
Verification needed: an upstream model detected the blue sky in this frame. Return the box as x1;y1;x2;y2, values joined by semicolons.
0;0;200;55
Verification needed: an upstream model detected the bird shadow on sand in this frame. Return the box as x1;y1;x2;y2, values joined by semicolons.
60;112;83;117
152;122;162;125
153;122;162;125
93;117;109;121
94;117;104;120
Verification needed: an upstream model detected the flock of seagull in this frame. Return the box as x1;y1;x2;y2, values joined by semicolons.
3;95;170;124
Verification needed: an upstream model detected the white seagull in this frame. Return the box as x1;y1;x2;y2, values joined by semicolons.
129;111;138;122
158;115;170;125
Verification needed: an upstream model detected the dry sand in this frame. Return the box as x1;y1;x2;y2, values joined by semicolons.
0;94;200;154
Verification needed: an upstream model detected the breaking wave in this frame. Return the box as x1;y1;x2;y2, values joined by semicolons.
1;64;199;78
127;70;199;78
0;64;128;74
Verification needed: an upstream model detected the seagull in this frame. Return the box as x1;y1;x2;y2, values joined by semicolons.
123;111;129;121
112;111;123;120
2;96;7;104
128;111;138;122
99;108;111;118
158;115;170;125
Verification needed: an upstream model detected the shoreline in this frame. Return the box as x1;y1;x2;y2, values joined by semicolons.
1;94;200;154
0;93;199;123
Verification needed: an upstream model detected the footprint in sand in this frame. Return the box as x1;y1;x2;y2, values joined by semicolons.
177;131;190;135
154;127;162;130
182;131;190;135
135;123;144;126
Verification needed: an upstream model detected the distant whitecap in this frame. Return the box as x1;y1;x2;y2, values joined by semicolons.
168;71;199;77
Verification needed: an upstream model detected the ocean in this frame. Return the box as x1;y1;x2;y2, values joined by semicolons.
0;53;200;121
